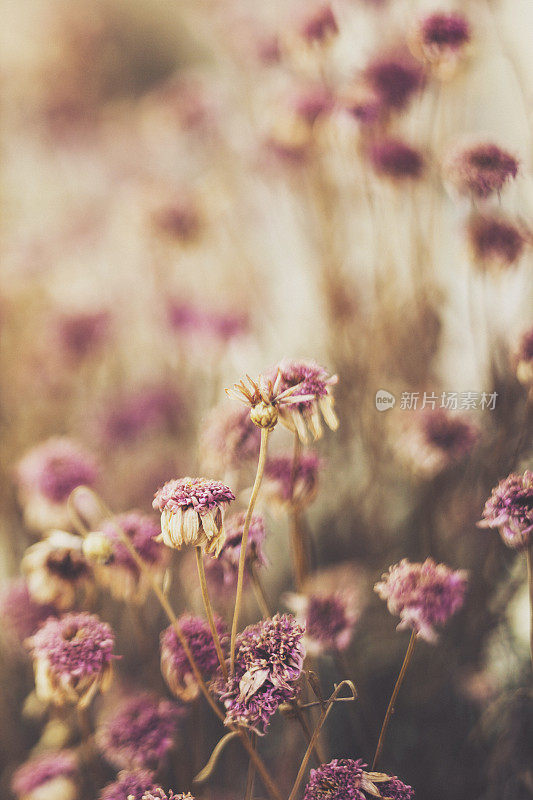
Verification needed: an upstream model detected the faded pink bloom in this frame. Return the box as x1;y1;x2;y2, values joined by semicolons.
55;309;110;363
264;451;321;509
411;12;471;77
375;558;468;642
515;327;533;387
369;139;424;180
204;512;267;594
467;213;528;268
22;530;92;611
29;612;115;707
477;470;533;550
285;591;359;655
365;54;425;112
141;791;195;800
99;770;156;800
398;408;479;477
99;384;181;446
153;477;235;556
0;579;57;652
444;142;519;199
152;197;201;243
167;301;249;342
268;359;338;442
298;4;338;44
12;750;78;800
200;403;261;473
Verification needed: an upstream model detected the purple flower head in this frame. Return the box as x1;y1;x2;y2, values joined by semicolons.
467;213;527;268
56;309;110;362
303;759;366;800
160;614;228;701
265;451;321;508
518;327;533;364
97;692;184;770
369;139;424;181
167;301;249;342
400;409;479;477
377;776;415;800
365;55;424;112
306;594;357;653
0;579;57;650
478;471;533;549
100;385;181;446
12;750;78;798
269;359;338;442
205;512;267;593
375;558;468;642
30;613;115;707
153;477;235;556
201;403;261;472
421;12;470;49
298;4;338;44
17;437;97;505
341;84;383;126
99;769;156;800
141;791;195;800
214;614;305;734
445;142;519;199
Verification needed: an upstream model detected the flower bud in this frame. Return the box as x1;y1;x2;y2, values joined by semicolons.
82;531;114;564
250;401;279;431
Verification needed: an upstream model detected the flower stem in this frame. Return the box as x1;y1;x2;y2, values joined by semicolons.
371;630;417;770
289;434;308;591
244;732;257;800
527;544;533;669
287;681;357;800
195;546;228;680
230;426;270;673
249;560;271;618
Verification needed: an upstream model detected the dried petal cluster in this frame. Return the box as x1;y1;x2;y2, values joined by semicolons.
11;750;78;800
99;769;156;800
445;142;519;199
303;758;366;800
141;791;195;800
153;477;235;556
161;614;228;701
265;451;321;508
22;530;91;611
205;512;267;593
270;359;338;442
375;558;468;642
478;470;533;549
214;614;305;734
227;370;316;432
287;592;358;655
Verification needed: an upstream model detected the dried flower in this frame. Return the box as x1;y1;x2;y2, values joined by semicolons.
167;301;249;343
12;750;78;800
0;579;57;651
153;477;235;557
152;198;201;243
100;385;181;446
285;591;359;655
269;359;338;442
467;213;528;269
264;451;321;509
200;403;261;473
516;327;533;387
365;55;424;112
55;309;110;363
341;83;383;126
293;86;333;126
95;511;170;601
214;614;305;734
375;558;468;642
99;770;157;800
205;512;267;594
96;692;184;770
477;470;533;550
398;408;479;477
22;530;91;611
444;142;519;199
160;614;229;701
227;370;316;432
298;4;338;44
303;759;366;800
16;437;97;531
29;612;115;707
411;12;471;77
82;531;115;564
375;775;415;800
140;791;194;800
369;139;424;181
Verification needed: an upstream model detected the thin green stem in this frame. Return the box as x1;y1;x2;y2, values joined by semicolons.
230;426;270;672
372;630;417;770
195;546;228;680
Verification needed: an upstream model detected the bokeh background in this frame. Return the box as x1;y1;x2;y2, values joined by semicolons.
1;1;532;799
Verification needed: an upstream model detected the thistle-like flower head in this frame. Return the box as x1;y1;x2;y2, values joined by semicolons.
17;438;97;505
153;477;235;556
411;12;471;78
268;359;338;442
140;791;195;800
467;213;528;269
369;139;424;181
375;558;468;642
98;769;156;800
444;141;519;199
303;759;366;800
478;471;533;549
29;612;115;707
286;591;359;655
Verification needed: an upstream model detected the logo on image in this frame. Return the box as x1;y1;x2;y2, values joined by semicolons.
375;389;396;412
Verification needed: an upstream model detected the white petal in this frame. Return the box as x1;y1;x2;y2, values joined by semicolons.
319;395;339;431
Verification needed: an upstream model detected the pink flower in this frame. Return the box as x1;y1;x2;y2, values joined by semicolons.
12;750;78;800
265;451;321;508
268;359;338;442
365;54;425;112
467;213;528;268
478;471;533;550
375;558;468;642
369;139;424;181
444;142;519;199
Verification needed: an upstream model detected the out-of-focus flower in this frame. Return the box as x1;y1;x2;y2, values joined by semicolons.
200;403;261;473
410;12;471;78
16;438;98;531
11;750;78;800
264;116;313;166
297;4;338;45
477;471;533;550
227;370;316;433
340;83;383;127
467;213;528;269
95;511;169;601
99;769;157;800
214;614;305;734
365;54;425;113
99;385;181;447
151;197;201;243
369;139;424;181
96;692;184;770
264;451;321;509
29;612;115;707
55;309;110;363
140;791;194;800
285;591;359;655
292;85;333;126
22;530;92;611
269;359;338;442
375;558;468;642
0;579;57;652
303;758;366;800
204;512;267;594
515;327;533;387
167;301;249;343
160;614;228;702
444;142;519;199
153;477;235;556
397;408;479;477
